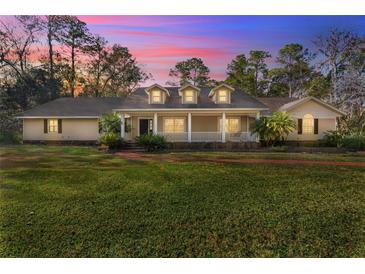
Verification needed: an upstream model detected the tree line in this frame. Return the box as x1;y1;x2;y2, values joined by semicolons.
0;16;364;140
168;30;364;112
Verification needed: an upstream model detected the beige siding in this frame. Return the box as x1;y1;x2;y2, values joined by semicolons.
285;99;340;141
287;100;340;118
192;116;218;132
148;87;167;104
23;118;99;141
212;86;232;104
287;118;336;141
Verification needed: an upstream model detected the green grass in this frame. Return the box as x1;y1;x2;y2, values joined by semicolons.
0;145;364;257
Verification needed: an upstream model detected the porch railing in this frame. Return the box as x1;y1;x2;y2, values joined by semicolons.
158;131;257;142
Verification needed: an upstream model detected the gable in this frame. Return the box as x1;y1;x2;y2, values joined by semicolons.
285;99;343;118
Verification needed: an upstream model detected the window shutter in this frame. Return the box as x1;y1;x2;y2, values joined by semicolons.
44;119;48;133
298;119;302;135
58;119;62;133
314;119;319;134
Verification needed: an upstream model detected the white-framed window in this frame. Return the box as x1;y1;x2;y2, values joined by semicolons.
219;118;240;133
151;90;162;103
184;90;194;103
48;119;58;133
164;118;185;133
217;90;228;103
303;114;314;134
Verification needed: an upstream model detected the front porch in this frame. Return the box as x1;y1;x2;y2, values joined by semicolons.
118;111;260;143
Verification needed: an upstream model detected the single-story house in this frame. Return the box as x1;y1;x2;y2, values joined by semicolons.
16;83;345;144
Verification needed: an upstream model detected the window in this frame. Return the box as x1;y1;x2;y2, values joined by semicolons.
48;119;58;133
164;118;185;133
303;114;314;134
184;90;194;103
219;118;240;133
151;90;162;103
217;90;228;103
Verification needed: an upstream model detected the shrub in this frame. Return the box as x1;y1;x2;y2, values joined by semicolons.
0;132;22;144
135;134;167;152
98;132;125;149
99;113;121;134
339;134;365;150
319;130;343;147
252;112;296;146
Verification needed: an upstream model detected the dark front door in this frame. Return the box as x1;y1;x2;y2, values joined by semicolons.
139;119;152;135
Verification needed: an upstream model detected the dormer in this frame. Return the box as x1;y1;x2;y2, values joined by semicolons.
209;84;234;104
145;84;170;104
178;84;200;104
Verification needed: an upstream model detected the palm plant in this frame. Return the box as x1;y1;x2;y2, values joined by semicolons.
253;112;296;146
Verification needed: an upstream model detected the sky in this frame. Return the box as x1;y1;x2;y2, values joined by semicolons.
4;15;365;85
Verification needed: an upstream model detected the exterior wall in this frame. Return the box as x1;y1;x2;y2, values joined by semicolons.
23;118;99;141
285;100;339;141
287;118;336;141
192;116;218;132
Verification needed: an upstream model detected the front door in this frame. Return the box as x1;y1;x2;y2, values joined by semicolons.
139;119;153;135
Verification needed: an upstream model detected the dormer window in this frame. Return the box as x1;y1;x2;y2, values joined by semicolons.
209;83;234;104
185;90;194;103
218;90;228;103
145;84;170;104
151;90;162;103
178;84;200;104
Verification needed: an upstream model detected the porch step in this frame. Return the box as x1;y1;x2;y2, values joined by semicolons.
121;142;145;151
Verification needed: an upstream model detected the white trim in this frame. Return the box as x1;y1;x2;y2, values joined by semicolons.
120;113;125;138
113;108;267;112
17;116;100;119
144;83;170;96
221;112;226;143
209;83;235;97
279;97;346;116
162;117;186;133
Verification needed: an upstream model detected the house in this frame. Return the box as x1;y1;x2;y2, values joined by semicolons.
17;83;345;146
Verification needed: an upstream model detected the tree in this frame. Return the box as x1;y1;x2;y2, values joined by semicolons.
57;16;92;97
248;50;271;96
277;43;315;98
225;54;253;93
0;16;42;79
314;29;363;107
83;35;108;97
266;68;289;97
252;112;296;146
82;44;149;97
167;57;210;87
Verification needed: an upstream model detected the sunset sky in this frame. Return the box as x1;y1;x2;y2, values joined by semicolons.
4;15;365;85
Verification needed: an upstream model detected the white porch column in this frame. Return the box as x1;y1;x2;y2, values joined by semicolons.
255;111;260;142
153;113;158;135
188;113;192;143
120;113;125;138
222;112;226;143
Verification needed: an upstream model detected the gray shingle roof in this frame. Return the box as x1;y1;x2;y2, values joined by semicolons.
17;87;268;117
17;97;125;117
120;87;268;109
256;97;298;116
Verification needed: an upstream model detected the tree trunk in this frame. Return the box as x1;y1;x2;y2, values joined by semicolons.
47;21;54;80
70;44;75;97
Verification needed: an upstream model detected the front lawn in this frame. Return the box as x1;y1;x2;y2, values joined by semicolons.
0;145;364;257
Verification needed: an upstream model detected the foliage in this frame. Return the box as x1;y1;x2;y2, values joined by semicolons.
337;107;365;136
1;145;365;257
98;132;125;149
167;57;210;87
339;134;365;150
99;113;121;134
276;43;315;98
135;134;167;152
252;112;296;146
319;130;343;147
